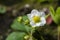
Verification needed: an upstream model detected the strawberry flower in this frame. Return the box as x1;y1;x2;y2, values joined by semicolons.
27;9;46;27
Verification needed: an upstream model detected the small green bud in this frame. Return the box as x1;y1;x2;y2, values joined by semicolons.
17;16;22;22
24;20;29;25
32;26;36;28
24;35;29;40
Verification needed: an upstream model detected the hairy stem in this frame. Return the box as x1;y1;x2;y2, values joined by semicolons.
58;25;60;40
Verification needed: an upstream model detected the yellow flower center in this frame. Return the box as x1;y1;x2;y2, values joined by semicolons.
33;16;40;23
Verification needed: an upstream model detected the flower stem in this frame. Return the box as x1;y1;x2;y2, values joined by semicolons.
58;25;60;40
29;28;33;40
29;27;35;40
45;13;50;19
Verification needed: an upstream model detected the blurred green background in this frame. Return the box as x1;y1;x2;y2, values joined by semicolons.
0;0;59;40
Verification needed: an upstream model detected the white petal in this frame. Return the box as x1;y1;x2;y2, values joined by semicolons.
41;17;46;24
36;22;41;26
27;14;31;18
36;22;44;26
39;11;45;17
31;9;40;17
31;9;39;14
27;14;32;21
30;21;36;27
35;12;40;16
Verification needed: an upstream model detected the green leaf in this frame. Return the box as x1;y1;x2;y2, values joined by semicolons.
24;25;31;33
50;6;60;24
54;15;60;24
49;6;55;20
0;6;6;14
49;6;57;24
49;6;55;16
56;7;60;15
6;32;26;40
11;19;25;31
11;18;31;33
55;7;60;24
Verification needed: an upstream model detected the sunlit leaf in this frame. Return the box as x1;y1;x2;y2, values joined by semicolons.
11;17;31;33
50;6;60;24
49;6;57;24
49;6;55;16
6;32;26;40
55;7;60;24
56;7;60;15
